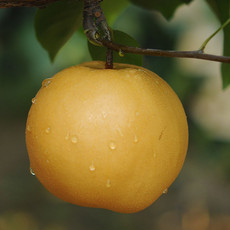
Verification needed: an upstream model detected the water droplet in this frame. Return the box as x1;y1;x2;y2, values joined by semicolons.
138;69;146;73
94;32;100;40
106;179;111;188
109;141;116;150
65;132;70;140
153;152;157;158
89;161;95;171
45;127;50;134
46;159;50;163
30;167;35;176
129;69;137;74
119;49;125;57
71;136;78;143
42;78;52;87
163;188;168;194
102;111;107;118
26;125;31;132
135;111;140;116
31;97;36;104
88;114;93;121
117;127;124;137
155;80;159;85
134;135;138;143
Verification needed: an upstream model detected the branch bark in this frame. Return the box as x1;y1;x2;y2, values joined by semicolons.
83;0;113;68
100;39;230;64
2;0;230;65
82;0;230;64
0;0;59;8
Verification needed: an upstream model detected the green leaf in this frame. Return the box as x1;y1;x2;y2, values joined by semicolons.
88;30;143;66
221;26;230;88
207;0;229;23
35;0;83;61
129;0;192;19
101;0;129;24
207;0;230;88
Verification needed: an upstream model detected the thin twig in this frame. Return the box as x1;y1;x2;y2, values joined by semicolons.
199;17;230;51
0;0;59;8
100;39;230;63
3;0;230;64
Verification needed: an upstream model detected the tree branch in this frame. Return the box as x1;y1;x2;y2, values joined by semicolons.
82;0;230;64
100;39;230;64
2;0;230;64
83;0;113;68
0;0;59;8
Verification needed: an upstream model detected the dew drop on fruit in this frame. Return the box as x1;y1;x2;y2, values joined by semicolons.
71;136;78;143
116;127;124;137
31;98;36;104
42;78;52;87
109;141;116;150
119;49;125;57
153;152;157;158
102;111;107;118
45;127;51;134
106;179;111;188
135;111;140;116
26;125;31;132
129;69;137;74
65;132;70;140
163;188;168;194
89;161;95;172
134;135;138;143
30;167;35;176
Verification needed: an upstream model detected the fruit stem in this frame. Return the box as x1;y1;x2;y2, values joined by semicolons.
83;0;114;69
105;48;113;69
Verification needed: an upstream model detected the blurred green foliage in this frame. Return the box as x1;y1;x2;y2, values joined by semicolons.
35;0;83;61
130;0;192;19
